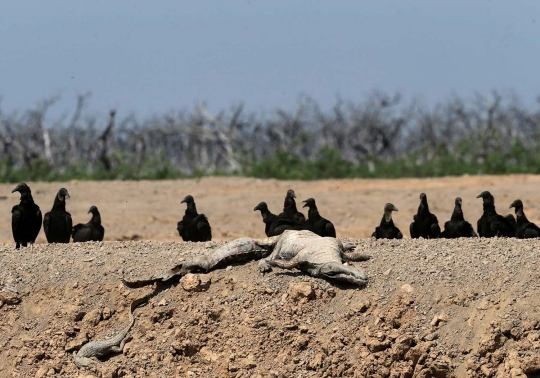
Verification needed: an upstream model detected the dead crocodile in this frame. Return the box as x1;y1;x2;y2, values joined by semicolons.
258;230;369;286
123;230;369;288
74;295;149;368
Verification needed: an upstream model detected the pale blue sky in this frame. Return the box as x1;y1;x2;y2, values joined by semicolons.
1;1;539;118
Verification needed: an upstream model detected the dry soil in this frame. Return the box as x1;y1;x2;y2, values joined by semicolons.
1;176;540;378
1;175;540;242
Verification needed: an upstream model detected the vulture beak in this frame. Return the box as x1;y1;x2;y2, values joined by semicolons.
476;191;490;199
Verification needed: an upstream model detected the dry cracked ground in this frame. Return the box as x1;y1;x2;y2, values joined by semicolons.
2;176;540;377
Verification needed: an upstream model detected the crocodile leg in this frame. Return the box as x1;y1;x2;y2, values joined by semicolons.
108;337;129;353
341;241;371;261
266;258;300;269
342;252;371;262
318;262;368;286
73;353;99;368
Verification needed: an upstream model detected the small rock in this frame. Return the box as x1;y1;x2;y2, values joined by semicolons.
501;321;514;334
68;308;87;322
240;354;257;369
430;312;449;327
287;282;315;303
476;299;491;311
100;364;119;378
307;352;324;370
480;364;492;377
522;355;540;374
180;273;211;292
83;308;102;326
424;332;439;341
35;366;48;378
527;332;540;342
294;335;310;350
366;338;391;353
102;307;113;320
357;301;370;313
324;288;336;298
199;347;220;362
65;333;89;352
401;284;414;293
510;367;527;378
510;326;524;340
283;322;298;330
0;292;21;305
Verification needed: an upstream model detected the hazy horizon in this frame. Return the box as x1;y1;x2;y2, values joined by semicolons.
2;1;540;118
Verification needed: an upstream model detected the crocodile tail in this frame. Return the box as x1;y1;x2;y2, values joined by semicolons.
267;258;299;269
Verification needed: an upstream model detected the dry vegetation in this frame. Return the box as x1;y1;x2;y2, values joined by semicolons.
3;91;540;181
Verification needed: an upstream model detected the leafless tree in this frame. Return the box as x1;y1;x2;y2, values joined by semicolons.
0;90;538;179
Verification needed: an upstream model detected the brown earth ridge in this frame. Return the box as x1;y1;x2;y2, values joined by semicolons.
2;176;540;377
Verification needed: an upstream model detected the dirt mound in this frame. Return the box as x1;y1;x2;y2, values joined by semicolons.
1;237;540;377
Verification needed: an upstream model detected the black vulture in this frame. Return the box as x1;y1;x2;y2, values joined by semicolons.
410;193;440;239
44;188;73;243
279;189;306;224
11;183;42;249
177;195;212;242
253;202;304;237
476;191;515;238
509;199;540;238
372;203;403;239
72;206;105;242
302;198;336;237
439;197;478;238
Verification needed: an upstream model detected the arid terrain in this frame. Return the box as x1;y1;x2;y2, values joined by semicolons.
1;175;540;242
2;176;540;378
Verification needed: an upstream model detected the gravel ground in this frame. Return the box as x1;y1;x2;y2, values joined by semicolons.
2;237;540;377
